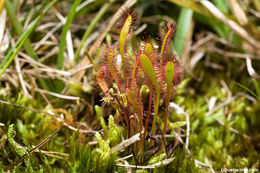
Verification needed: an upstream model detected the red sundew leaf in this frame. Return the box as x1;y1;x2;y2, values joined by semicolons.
159;23;176;63
118;11;135;82
106;48;123;92
96;66;110;95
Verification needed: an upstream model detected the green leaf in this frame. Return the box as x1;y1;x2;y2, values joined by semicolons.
165;61;175;92
140;54;158;91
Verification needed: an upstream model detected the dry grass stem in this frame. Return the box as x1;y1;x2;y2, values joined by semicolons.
208;46;260;60
200;0;260;49
116;154;133;162
169;102;190;154
24;82;80;100
111;131;142;153
15;57;31;98
6;126;64;170
0;8;6;45
246;57;260;79
117;157;175;169
205;94;238;116
230;0;248;25
195;159;215;173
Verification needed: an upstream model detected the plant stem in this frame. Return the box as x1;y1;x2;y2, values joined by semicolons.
163;91;170;138
115;104;126;130
114;96;130;138
151;89;160;135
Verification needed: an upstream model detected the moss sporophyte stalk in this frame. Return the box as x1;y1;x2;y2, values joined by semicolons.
96;10;182;157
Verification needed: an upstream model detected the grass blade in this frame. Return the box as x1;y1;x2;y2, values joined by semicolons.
173;8;193;57
0;0;58;78
253;79;260;100
5;0;38;60
57;0;82;70
235;82;258;98
74;2;114;63
0;18;40;78
29;0;49;22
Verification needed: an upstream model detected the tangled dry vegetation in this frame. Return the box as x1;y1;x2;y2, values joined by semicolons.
0;0;259;172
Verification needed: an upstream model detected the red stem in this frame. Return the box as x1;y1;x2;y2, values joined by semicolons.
115;96;130;138
163;92;170;138
116;104;126;130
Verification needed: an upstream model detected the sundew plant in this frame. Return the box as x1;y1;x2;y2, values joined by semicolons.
1;0;260;172
96;10;182;158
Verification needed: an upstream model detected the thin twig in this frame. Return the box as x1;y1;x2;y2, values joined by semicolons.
117;157;175;169
36;150;69;160
185;111;190;154
208;46;260;60
195;159;215;173
15;57;31;98
116;154;133;162
19;52;93;77
6;126;63;170
23;82;80;100
169;102;190;154
246;57;260;79
205;95;238;116
111;131;143;153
